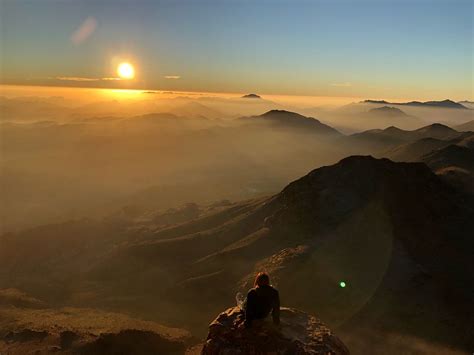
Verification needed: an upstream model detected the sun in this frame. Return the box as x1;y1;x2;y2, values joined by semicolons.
117;62;135;79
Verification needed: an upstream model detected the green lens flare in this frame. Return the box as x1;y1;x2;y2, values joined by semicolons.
339;281;346;288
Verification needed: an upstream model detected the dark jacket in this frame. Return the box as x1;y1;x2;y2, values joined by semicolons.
244;284;280;327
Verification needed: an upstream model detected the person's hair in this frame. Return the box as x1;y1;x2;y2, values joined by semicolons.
254;272;270;287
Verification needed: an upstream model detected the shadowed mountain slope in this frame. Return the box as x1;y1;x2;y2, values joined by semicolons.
384;137;448;162
457;133;474;149
1;156;473;353
349;123;464;154
422;144;474;172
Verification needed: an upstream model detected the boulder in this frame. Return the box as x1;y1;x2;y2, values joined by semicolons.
202;307;349;354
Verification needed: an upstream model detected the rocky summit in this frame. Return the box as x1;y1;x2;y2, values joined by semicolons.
202;307;349;355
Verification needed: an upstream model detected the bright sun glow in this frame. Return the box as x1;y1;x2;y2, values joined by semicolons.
117;62;135;79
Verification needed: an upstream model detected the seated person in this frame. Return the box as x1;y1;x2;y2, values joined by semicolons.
244;272;280;328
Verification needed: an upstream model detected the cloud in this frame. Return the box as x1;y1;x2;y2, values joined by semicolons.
164;75;181;79
71;17;97;45
331;82;352;87
55;77;121;82
56;77;98;82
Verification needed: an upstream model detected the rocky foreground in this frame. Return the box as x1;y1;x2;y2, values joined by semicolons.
202;307;349;355
0;302;193;354
0;300;349;354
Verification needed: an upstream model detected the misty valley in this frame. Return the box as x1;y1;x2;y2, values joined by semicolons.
0;90;473;354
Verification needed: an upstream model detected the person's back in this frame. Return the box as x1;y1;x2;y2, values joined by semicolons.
244;272;280;328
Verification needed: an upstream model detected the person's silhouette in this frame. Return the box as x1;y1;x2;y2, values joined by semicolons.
244;272;280;328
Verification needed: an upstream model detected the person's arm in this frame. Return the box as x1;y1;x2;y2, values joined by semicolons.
272;290;280;326
245;290;255;328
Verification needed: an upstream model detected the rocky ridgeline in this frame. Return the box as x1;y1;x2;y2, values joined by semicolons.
202;307;349;355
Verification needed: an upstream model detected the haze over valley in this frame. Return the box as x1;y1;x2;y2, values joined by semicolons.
2;87;473;234
0;0;473;353
1;85;473;354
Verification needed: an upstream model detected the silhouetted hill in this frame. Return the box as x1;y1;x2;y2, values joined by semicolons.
367;106;409;117
240;110;341;135
457;132;474;149
334;102;426;131
422;144;474;172
413;123;460;139
241;94;261;99
336;99;471;131
348;126;416;153
349;123;463;153
381;131;474;193
362;100;388;105
421;145;474;194
364;99;468;109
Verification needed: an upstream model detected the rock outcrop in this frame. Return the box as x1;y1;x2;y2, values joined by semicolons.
0;306;193;354
202;307;349;355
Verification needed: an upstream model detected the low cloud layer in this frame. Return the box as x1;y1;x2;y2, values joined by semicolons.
55;76;121;82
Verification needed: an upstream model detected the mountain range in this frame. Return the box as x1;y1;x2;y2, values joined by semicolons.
363;99;468;109
367;106;410;117
1;106;474;353
348;123;466;153
1;154;473;353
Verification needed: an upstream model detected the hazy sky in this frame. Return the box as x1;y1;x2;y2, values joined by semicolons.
0;0;472;100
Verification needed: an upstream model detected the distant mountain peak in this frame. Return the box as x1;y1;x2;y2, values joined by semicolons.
440;99;457;104
368;106;408;116
415;123;454;132
363;99;389;104
384;125;407;132
422;99;467;109
430;122;450;128
241;93;261;99
260;109;304;117
250;110;341;135
371;106;402;111
363;99;468;109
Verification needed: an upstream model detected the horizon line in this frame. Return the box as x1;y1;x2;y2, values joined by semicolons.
1;83;472;104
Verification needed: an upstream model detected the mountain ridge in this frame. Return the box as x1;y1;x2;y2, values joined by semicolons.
240;110;341;135
363;99;468;109
367;106;409;117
